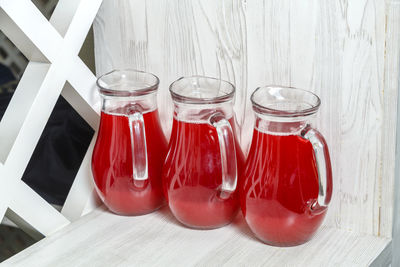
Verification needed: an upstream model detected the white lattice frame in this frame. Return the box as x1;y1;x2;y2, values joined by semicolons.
0;0;102;237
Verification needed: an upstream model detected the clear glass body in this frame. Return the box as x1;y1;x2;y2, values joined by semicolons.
92;69;167;215
162;76;245;229
240;86;333;246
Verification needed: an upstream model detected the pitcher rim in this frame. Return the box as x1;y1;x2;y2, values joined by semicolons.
169;75;235;104
251;85;321;117
97;69;160;97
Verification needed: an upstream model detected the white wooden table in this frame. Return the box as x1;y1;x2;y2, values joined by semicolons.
2;206;391;267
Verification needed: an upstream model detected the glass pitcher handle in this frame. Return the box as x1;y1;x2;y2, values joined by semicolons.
128;106;148;184
209;112;238;199
301;125;333;214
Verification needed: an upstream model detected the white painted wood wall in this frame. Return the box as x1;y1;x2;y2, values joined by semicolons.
93;0;400;248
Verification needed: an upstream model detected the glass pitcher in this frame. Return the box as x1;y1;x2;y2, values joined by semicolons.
92;69;167;215
240;86;332;246
162;76;245;229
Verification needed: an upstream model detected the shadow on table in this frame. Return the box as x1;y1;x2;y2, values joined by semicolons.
157;204;260;243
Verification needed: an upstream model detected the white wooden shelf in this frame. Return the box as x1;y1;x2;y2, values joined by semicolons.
3;207;390;267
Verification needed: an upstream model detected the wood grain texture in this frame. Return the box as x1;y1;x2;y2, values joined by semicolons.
93;0;248;139
382;0;400;251
3;207;391;267
94;0;400;241
388;1;400;266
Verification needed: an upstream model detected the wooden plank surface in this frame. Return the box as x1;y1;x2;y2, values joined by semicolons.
3;207;391;267
93;0;400;241
383;1;400;265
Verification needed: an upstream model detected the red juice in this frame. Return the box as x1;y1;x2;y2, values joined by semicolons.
240;129;326;246
92;109;167;215
162;118;245;229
